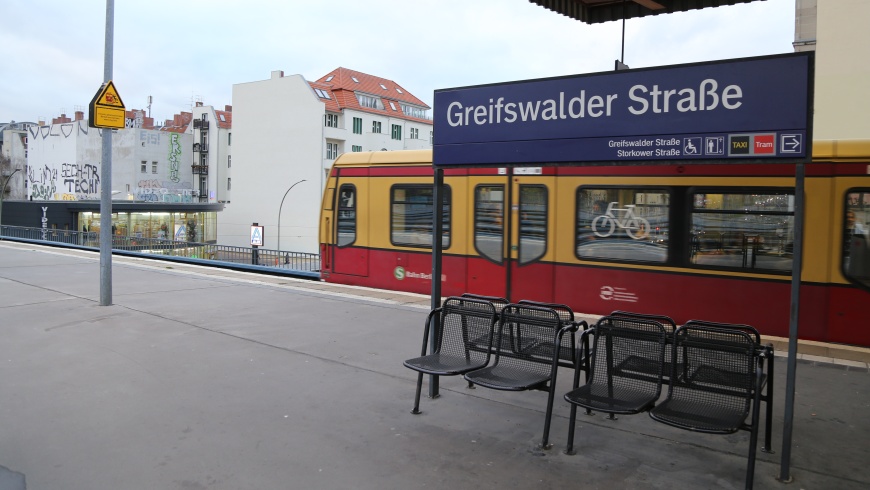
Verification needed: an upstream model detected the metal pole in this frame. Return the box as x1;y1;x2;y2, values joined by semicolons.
779;163;805;482
277;179;306;252
99;0;114;306
0;168;21;235
428;167;444;398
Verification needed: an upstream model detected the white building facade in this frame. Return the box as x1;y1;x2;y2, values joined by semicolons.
0;122;32;200
189;103;232;204
25;116;195;203
220;68;433;253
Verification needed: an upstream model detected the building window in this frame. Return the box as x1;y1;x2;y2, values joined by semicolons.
227;155;231;168
152;161;158;174
409;128;419;139
352;145;362;152
391;124;402;141
141;161;147;173
352;117;362;135
372;121;382;134
228;133;231;146
390;185;451;249
401;104;428;119
325;113;339;128
326;142;339;160
227;178;231;191
430;131;433;144
357;94;382;109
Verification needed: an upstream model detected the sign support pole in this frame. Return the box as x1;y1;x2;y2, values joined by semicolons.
99;0;114;306
779;163;805;482
428;168;445;399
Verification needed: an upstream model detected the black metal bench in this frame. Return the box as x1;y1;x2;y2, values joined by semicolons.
605;312;774;453
403;296;499;414
464;303;580;449
650;323;771;490
563;315;773;490
564;315;668;447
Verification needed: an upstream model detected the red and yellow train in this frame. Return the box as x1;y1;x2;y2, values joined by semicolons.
319;141;870;347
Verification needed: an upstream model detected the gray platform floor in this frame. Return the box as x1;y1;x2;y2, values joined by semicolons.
0;241;867;490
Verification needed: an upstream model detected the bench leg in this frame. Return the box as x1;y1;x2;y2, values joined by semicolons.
540;384;557;450
565;404;578;455
745;368;764;489
467;379;475;389
762;355;774;453
411;372;425;414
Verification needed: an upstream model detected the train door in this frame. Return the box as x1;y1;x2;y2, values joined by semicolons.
508;173;556;303
329;178;369;277
467;177;509;298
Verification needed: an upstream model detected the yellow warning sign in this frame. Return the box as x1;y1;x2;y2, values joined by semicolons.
95;81;124;107
89;81;126;129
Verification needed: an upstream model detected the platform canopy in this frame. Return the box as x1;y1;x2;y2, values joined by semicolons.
529;0;764;24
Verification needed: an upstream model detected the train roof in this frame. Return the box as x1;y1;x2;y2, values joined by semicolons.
332;149;432;167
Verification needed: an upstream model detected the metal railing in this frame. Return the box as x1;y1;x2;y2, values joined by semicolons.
0;225;320;278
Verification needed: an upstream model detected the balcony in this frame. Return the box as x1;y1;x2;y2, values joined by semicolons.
192;119;210;130
191;164;209;175
193;143;209;153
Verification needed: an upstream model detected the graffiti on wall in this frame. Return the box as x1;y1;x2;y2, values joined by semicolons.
134;179;194;202
168;133;181;183
28;165;58;200
61;163;100;195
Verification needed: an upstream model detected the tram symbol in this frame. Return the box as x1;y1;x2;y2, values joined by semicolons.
705;136;725;155
683;137;701;155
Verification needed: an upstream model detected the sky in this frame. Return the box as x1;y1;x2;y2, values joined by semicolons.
1;0;796;125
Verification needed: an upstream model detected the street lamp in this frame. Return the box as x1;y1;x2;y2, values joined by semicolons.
277;179;306;253
0;167;22;236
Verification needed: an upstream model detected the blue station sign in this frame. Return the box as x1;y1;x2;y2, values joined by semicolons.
433;53;813;166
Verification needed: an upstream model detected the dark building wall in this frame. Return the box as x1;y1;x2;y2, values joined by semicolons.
1;201;77;230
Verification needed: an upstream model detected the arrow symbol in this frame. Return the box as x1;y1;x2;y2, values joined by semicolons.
784;136;800;150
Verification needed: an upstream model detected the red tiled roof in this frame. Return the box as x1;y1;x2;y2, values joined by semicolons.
215;109;232;129
310;67;432;125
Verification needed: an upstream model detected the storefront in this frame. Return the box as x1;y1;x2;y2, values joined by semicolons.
1;201;223;243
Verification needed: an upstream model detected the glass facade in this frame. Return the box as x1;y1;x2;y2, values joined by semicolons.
77;211;217;243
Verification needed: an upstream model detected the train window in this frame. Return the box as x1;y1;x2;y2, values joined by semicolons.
519;185;547;265
843;190;870;287
336;185;356;247
576;188;669;263
390;185;451;249
474;185;504;264
690;191;793;272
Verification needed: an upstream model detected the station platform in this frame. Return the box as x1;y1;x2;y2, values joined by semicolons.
0;240;867;490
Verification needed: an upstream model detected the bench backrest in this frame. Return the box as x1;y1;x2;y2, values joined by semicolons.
492;304;567;378
436;297;498;362
589;316;667;393
610;310;677;333
668;324;757;422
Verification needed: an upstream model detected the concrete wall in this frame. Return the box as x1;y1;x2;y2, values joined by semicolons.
812;0;870;140
220;72;325;253
25;121;193;202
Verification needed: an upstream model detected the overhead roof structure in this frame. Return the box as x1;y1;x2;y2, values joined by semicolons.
529;0;764;24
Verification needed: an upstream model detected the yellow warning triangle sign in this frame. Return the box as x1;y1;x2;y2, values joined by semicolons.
94;81;125;108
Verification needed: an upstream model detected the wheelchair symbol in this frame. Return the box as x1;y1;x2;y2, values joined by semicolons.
683;137;701;155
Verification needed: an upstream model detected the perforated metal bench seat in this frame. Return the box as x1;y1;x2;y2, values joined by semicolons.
650;397;748;433
464;363;551;391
